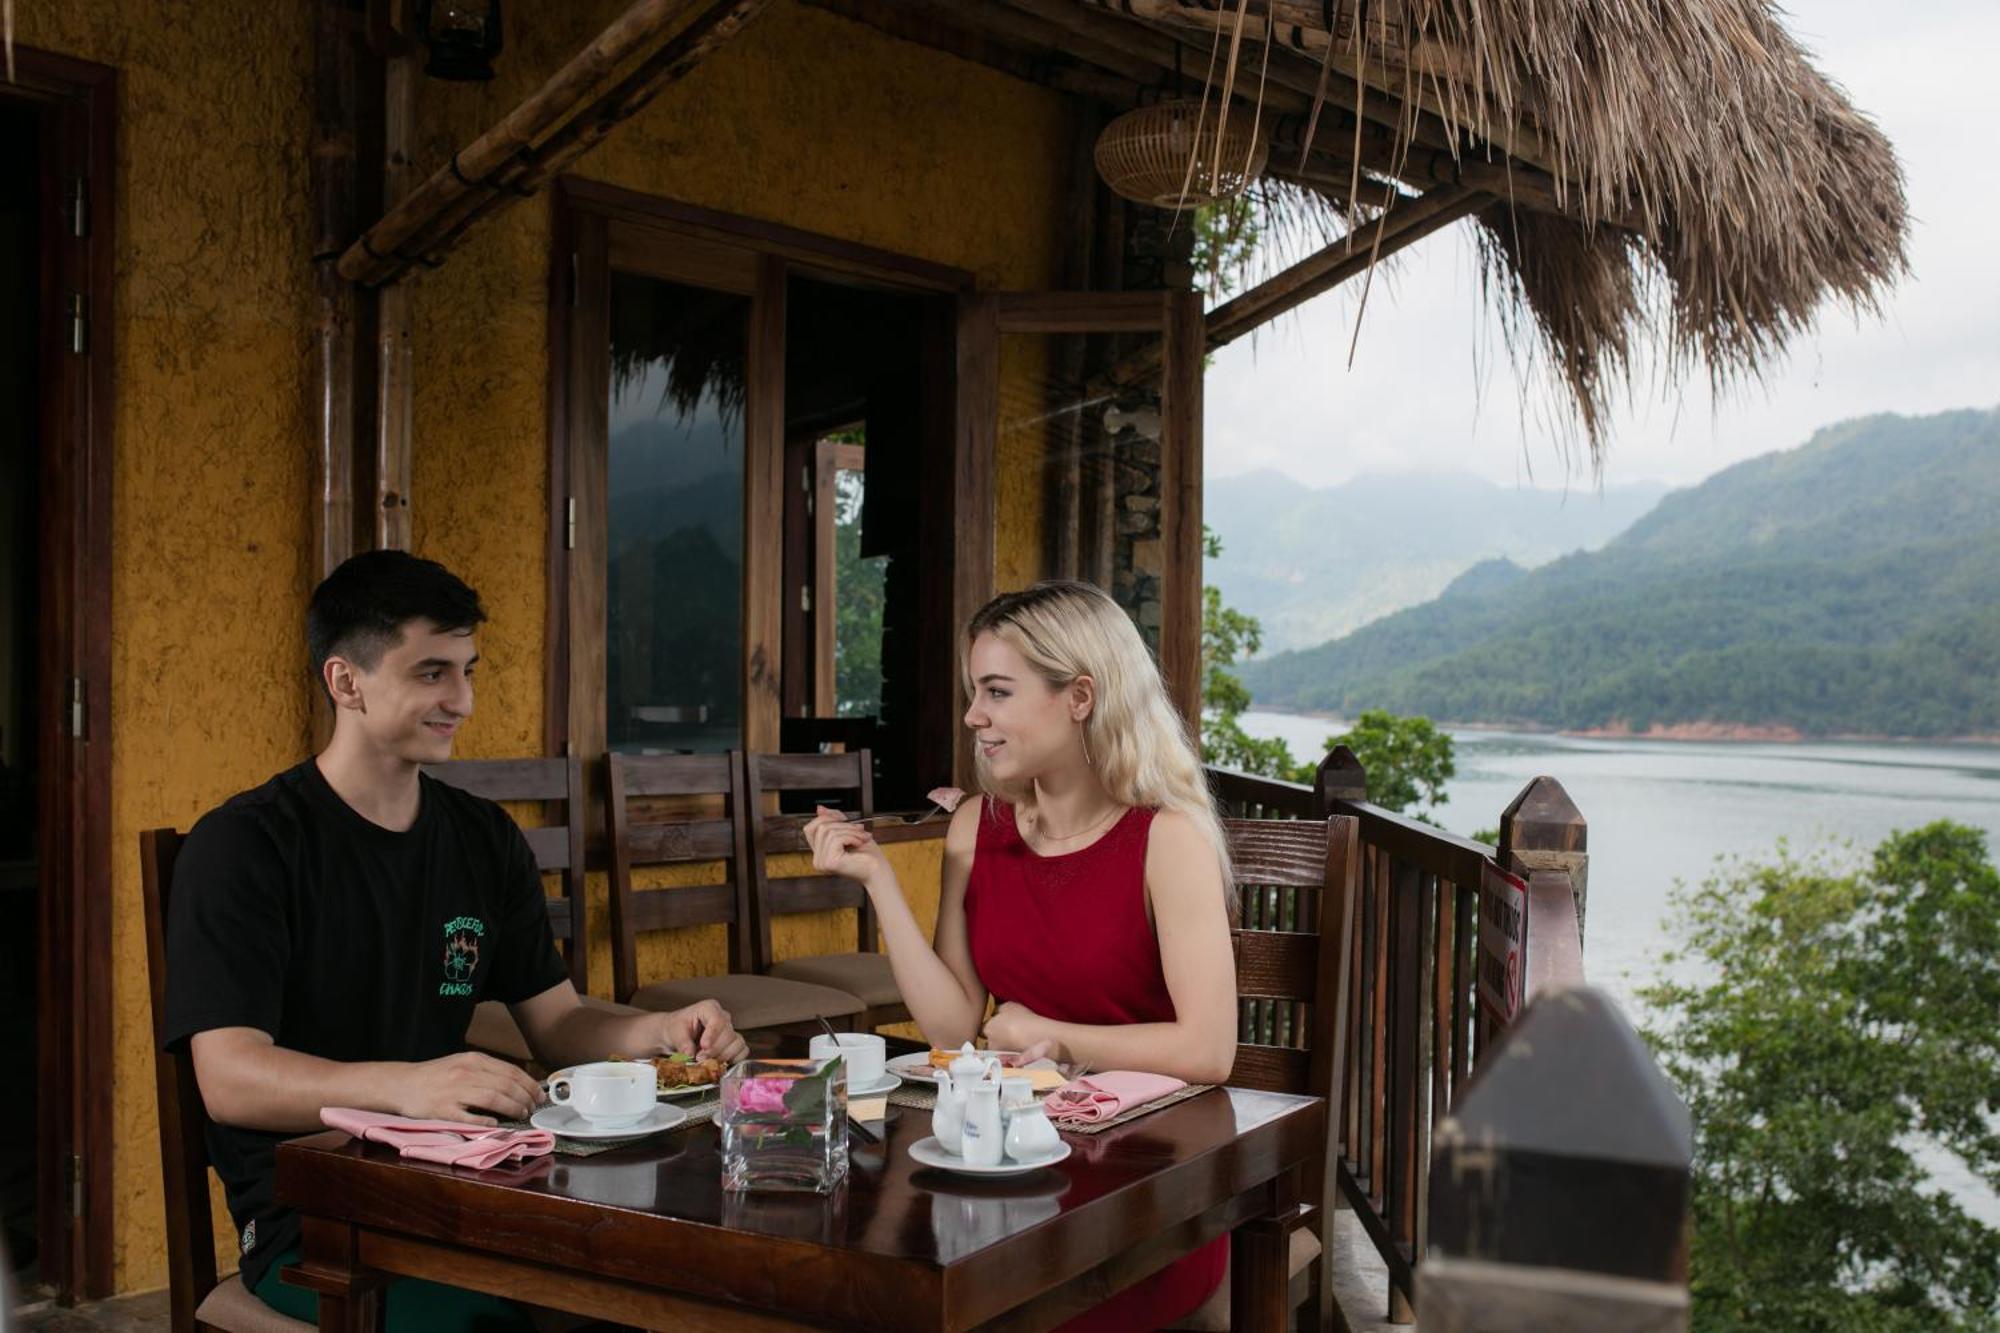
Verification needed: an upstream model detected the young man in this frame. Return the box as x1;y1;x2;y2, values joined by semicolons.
164;550;747;1328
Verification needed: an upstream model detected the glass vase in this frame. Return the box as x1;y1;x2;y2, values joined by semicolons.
719;1055;848;1193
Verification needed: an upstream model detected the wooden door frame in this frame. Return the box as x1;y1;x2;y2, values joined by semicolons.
5;44;118;1302
543;180;978;794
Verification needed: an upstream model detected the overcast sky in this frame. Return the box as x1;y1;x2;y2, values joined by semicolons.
1203;0;2000;492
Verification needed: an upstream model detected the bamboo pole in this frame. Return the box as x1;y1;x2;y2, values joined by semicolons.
312;0;359;747
373;0;775;284
312;0;358;582
375;29;416;550
337;0;703;286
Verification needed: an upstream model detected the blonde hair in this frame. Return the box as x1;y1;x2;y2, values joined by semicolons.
963;580;1234;904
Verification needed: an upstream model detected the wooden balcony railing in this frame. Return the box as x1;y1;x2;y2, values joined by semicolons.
1207;748;1601;1324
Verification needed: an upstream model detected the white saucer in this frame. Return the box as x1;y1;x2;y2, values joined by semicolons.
907;1135;1071;1177
530;1102;687;1141
847;1071;902;1097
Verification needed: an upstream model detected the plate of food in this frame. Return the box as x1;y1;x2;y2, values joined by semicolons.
547;1054;727;1101
885;1048;1070;1093
650;1052;727;1097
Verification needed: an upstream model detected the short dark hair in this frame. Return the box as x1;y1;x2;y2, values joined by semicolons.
307;550;486;690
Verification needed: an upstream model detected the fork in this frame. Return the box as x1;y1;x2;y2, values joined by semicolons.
840;802;948;828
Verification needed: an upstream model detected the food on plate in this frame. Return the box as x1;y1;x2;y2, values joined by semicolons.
652;1052;726;1089
927;1047;958;1070
928;786;968;813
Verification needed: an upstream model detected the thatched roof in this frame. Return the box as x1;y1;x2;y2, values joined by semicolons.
1069;0;1909;453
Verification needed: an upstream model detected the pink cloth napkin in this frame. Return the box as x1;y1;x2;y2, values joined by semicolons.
1043;1071;1186;1125
321;1107;555;1169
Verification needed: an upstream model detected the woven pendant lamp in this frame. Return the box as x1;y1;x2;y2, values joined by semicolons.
1094;99;1270;209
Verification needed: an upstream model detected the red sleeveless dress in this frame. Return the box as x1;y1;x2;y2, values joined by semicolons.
963;800;1227;1331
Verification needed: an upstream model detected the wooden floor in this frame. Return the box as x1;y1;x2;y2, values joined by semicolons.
11;1214;1414;1332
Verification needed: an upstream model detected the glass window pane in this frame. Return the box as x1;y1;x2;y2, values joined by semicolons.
830;459;886;717
607;271;749;754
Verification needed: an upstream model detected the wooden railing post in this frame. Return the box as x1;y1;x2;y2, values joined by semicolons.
1421;987;1692;1331
1496;776;1588;942
1314;744;1366;816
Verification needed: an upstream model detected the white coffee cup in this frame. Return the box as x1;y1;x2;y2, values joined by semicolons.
548;1061;655;1127
808;1032;886;1089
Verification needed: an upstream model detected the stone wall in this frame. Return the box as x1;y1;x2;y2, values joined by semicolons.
1107;201;1194;653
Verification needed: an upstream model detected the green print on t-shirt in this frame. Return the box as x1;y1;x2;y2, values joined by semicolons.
439;915;486;996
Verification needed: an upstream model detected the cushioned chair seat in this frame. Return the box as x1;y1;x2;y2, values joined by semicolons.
196;1273;315;1333
630;972;864;1032
1167;1224;1323;1332
770;951;903;1008
465;994;642;1067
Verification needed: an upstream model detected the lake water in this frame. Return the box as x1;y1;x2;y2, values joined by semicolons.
1240;709;2000;1219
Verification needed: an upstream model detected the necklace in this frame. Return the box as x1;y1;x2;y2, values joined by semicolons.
1030;803;1123;845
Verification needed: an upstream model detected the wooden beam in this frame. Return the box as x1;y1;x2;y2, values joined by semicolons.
338;0;705;285
745;254;787;757
1158;289;1204;725
953;291;1000;788
1205;183;1489;348
1087;0;1576;189
798;0;1145;105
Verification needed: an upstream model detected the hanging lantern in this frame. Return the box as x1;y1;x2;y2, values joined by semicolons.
413;0;504;82
1094;99;1269;209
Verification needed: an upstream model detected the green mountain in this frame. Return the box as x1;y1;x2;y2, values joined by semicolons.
1239;408;2000;739
1203;471;1667;653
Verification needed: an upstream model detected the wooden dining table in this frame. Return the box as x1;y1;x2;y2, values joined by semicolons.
274;1082;1323;1331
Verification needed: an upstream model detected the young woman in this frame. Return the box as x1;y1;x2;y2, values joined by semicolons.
804;579;1238;1329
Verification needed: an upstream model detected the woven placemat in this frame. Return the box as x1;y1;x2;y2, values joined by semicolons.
1053;1082;1218;1135
888;1083;939;1112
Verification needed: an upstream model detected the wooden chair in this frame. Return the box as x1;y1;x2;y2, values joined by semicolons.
605;751;865;1038
422;756;639;1068
141;828;313;1333
743;750;910;1030
1172;814;1360;1333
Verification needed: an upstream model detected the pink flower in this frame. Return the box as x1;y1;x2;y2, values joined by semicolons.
734;1077;791;1115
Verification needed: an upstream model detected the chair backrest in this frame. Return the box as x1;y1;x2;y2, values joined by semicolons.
604;751;752;1004
1225;813;1360;1325
141;826;218;1333
1225;815;1360;1099
742;750;877;969
423;755;589;993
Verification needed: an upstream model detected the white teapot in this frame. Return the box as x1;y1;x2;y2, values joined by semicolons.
930;1043;987;1156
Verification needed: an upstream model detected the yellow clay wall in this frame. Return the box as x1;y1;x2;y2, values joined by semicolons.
20;0;1065;1293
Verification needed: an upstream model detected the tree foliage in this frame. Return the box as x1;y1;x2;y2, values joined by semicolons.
1201;527;1302;779
1328;709;1455;820
1640;823;2000;1330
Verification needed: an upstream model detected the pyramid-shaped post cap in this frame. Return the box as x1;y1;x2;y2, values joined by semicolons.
1499;776;1586;852
1429;987;1689;1282
1315;744;1366;803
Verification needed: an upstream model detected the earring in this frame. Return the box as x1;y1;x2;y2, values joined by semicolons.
1081;727;1091;767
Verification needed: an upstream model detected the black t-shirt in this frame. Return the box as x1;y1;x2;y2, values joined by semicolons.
162;759;567;1290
